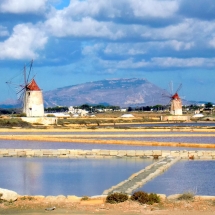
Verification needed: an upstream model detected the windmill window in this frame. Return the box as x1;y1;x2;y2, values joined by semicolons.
28;92;30;96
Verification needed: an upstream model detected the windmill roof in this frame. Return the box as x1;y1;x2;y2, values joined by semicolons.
172;93;180;100
27;79;41;91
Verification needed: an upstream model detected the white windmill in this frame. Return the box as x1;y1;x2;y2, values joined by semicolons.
7;60;44;117
163;82;183;115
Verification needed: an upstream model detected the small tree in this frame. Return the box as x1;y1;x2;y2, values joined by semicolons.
127;107;133;112
205;102;213;109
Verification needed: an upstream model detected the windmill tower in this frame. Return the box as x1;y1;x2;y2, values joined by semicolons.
163;82;183;116
22;79;44;117
170;91;182;115
16;60;44;117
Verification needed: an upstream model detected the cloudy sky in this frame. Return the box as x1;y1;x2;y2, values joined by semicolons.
0;0;215;104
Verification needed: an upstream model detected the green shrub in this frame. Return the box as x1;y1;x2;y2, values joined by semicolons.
177;192;195;201
148;193;161;204
131;191;160;205
106;192;128;204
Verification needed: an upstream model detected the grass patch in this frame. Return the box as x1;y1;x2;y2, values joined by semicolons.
0;118;32;128
81;196;90;201
177;191;195;201
20;196;35;201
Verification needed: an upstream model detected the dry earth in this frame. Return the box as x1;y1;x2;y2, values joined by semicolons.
1;196;215;215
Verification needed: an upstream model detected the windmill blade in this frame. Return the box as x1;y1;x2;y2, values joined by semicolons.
169;81;173;95
27;59;33;84
18;90;25;101
18;91;25;109
16;86;26;95
175;83;182;94
167;98;172;104
161;93;172;98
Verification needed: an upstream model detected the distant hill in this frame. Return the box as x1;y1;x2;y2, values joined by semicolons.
43;78;171;107
0;99;21;109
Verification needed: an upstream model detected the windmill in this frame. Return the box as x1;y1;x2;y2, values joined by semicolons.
6;60;44;117
162;82;183;115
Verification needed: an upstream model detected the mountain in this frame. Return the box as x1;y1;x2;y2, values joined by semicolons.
0;99;21;109
43;78;171;107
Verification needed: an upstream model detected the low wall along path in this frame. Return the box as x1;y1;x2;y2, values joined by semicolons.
0;149;215;159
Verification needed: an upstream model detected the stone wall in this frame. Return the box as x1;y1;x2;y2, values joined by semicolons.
21;117;57;125
161;115;190;121
0;149;214;160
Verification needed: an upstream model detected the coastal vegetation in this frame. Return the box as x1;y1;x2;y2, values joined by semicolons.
131;191;160;205
177;191;195;201
106;191;160;205
106;193;129;204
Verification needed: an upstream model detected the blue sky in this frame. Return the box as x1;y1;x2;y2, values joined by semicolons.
0;0;215;104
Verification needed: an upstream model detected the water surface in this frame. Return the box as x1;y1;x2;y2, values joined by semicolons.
139;160;215;196
0;140;213;151
0;157;152;196
100;137;215;144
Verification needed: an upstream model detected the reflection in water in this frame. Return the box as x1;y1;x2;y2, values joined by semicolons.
0;157;152;196
139;160;215;196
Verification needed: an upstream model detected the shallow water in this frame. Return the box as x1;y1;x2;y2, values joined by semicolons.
0;131;214;136
100;136;215;144
0;157;152;196
118;122;215;127
139;160;215;196
0;139;213;151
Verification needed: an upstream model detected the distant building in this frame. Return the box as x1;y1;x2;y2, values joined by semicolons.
68;106;88;116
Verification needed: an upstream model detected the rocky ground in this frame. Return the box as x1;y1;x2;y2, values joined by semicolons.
1;196;215;215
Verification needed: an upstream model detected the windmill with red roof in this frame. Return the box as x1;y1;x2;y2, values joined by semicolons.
162;82;183;115
7;60;44;117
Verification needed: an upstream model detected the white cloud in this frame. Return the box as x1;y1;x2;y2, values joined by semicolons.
82;44;104;56
104;43;146;55
130;0;178;18
65;0;178;20
96;57;149;70
86;55;215;71
117;58;148;69
152;57;215;68
209;37;215;48
0;24;47;60
163;40;194;51
0;0;48;13
45;15;124;39
43;0;179;40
